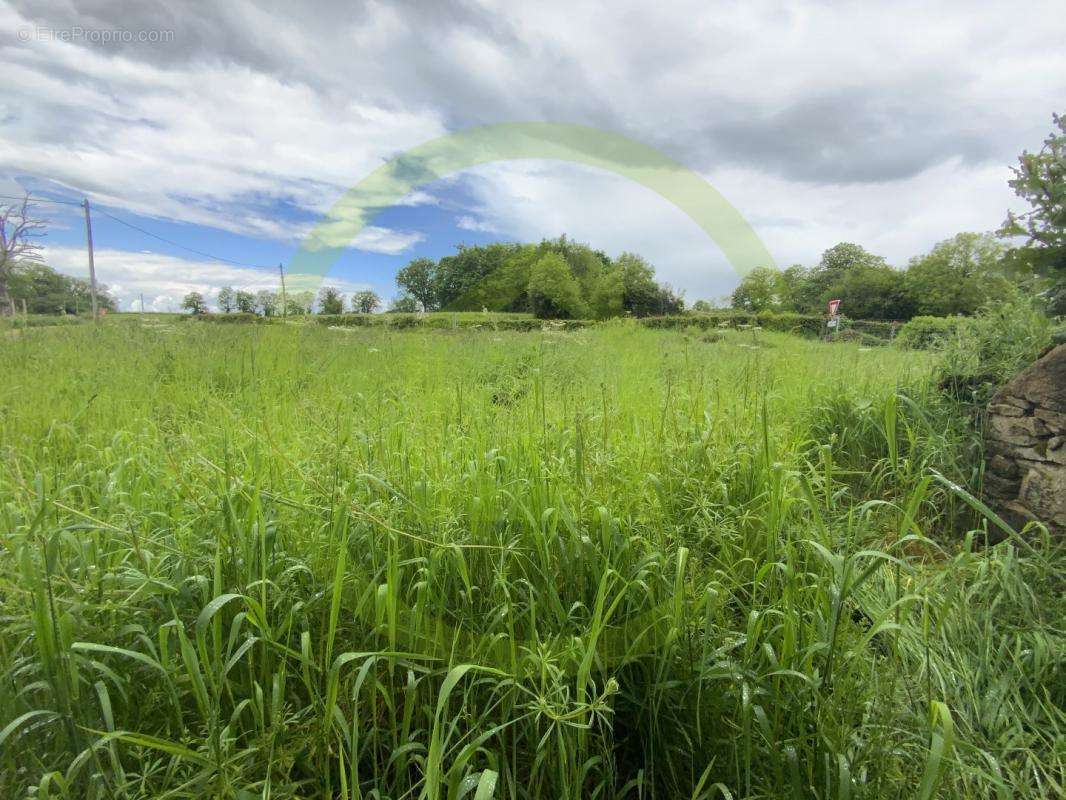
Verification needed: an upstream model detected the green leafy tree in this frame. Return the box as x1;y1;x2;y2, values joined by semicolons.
317;286;344;315
528;253;585;319
690;299;713;313
590;268;624;319
905;232;1009;316
217;286;235;313
617;252;663;316
805;243;889;313
388;293;421;313
831;263;913;320
777;264;816;311
352;290;381;314
396;257;438;311
285;290;314;316
9;263;116;314
235;290;256;313
256;289;278;317
435;244;520;309
181;291;208;315
1000;112;1066;313
730;266;783;311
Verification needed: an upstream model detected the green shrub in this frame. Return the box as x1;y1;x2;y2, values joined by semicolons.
936;295;1052;404
197;312;267;324
895;315;965;349
1;314;86;330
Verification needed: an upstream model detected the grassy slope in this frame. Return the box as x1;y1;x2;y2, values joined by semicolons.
0;320;1061;799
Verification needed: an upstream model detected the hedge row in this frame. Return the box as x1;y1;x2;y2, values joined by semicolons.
189;310;934;345
315;314;594;331
894;315;967;350
193;312;269;324
642;312;896;340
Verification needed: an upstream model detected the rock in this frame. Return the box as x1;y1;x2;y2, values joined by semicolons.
1045;437;1066;465
1018;464;1066;528
988;403;1026;418
994;343;1066;413
1034;408;1066;433
987;454;1019;478
989;414;1049;444
983;344;1066;536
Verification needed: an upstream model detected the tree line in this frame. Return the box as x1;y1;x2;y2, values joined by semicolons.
181;286;382;316
8;262;117;315
727;113;1065;319
394;235;682;319
725;234;1012;319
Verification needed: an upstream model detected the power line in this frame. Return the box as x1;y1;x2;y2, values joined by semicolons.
94;208;274;269
1;192;276;270
0;193;82;206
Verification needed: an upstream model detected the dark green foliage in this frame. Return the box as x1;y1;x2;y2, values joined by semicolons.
388;293;421;313
235;289;256;313
1000;112;1066;313
180;291;208;315
216;285;236;313
934;292;1053;405
436;243;524;310
905;233;1010;316
9;262;117;314
528;253;585;318
352;289;381;314
735;235;1020;321
396;256;439;311
317;286;344;315
396;237;680;320
730;265;782;310
896;316;967;350
315;312;566;331
196;312;265;324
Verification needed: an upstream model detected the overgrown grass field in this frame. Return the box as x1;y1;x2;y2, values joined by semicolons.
0;321;1061;799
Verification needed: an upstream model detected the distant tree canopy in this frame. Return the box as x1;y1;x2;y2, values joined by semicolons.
317;286;344;315
180;291;208;315
9;262;116;314
395;236;682;319
729;234;1017;320
352;290;381;314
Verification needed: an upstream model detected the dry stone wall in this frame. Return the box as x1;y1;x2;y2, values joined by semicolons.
983;344;1066;535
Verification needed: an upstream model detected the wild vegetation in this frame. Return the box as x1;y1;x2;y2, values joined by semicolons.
394;237;683;318
1;315;1061;799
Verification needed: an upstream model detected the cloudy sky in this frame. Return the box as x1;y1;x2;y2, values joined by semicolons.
2;0;1064;311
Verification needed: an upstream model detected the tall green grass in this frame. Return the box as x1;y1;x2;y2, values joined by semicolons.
0;320;1061;799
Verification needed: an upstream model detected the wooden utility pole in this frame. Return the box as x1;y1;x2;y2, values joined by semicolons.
82;198;99;319
278;262;288;317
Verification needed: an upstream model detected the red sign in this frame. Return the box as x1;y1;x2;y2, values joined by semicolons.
828;299;841;316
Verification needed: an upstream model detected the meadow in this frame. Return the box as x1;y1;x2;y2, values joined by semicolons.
0;319;1061;799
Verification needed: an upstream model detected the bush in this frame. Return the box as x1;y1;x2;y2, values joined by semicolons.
1;314;85;330
197;312;266;324
935;295;1052;405
895;316;965;349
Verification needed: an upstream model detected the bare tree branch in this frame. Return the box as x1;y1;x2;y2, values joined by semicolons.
0;194;47;314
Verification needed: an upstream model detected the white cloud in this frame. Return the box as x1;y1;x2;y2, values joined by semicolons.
4;0;1065;300
349;225;424;255
450;154;1030;302
43;245;371;311
1;1;446;240
455;215;498;233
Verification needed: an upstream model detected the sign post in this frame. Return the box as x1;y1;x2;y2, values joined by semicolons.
825;299;841;338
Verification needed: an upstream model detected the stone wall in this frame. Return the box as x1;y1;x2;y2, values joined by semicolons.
983;344;1066;535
